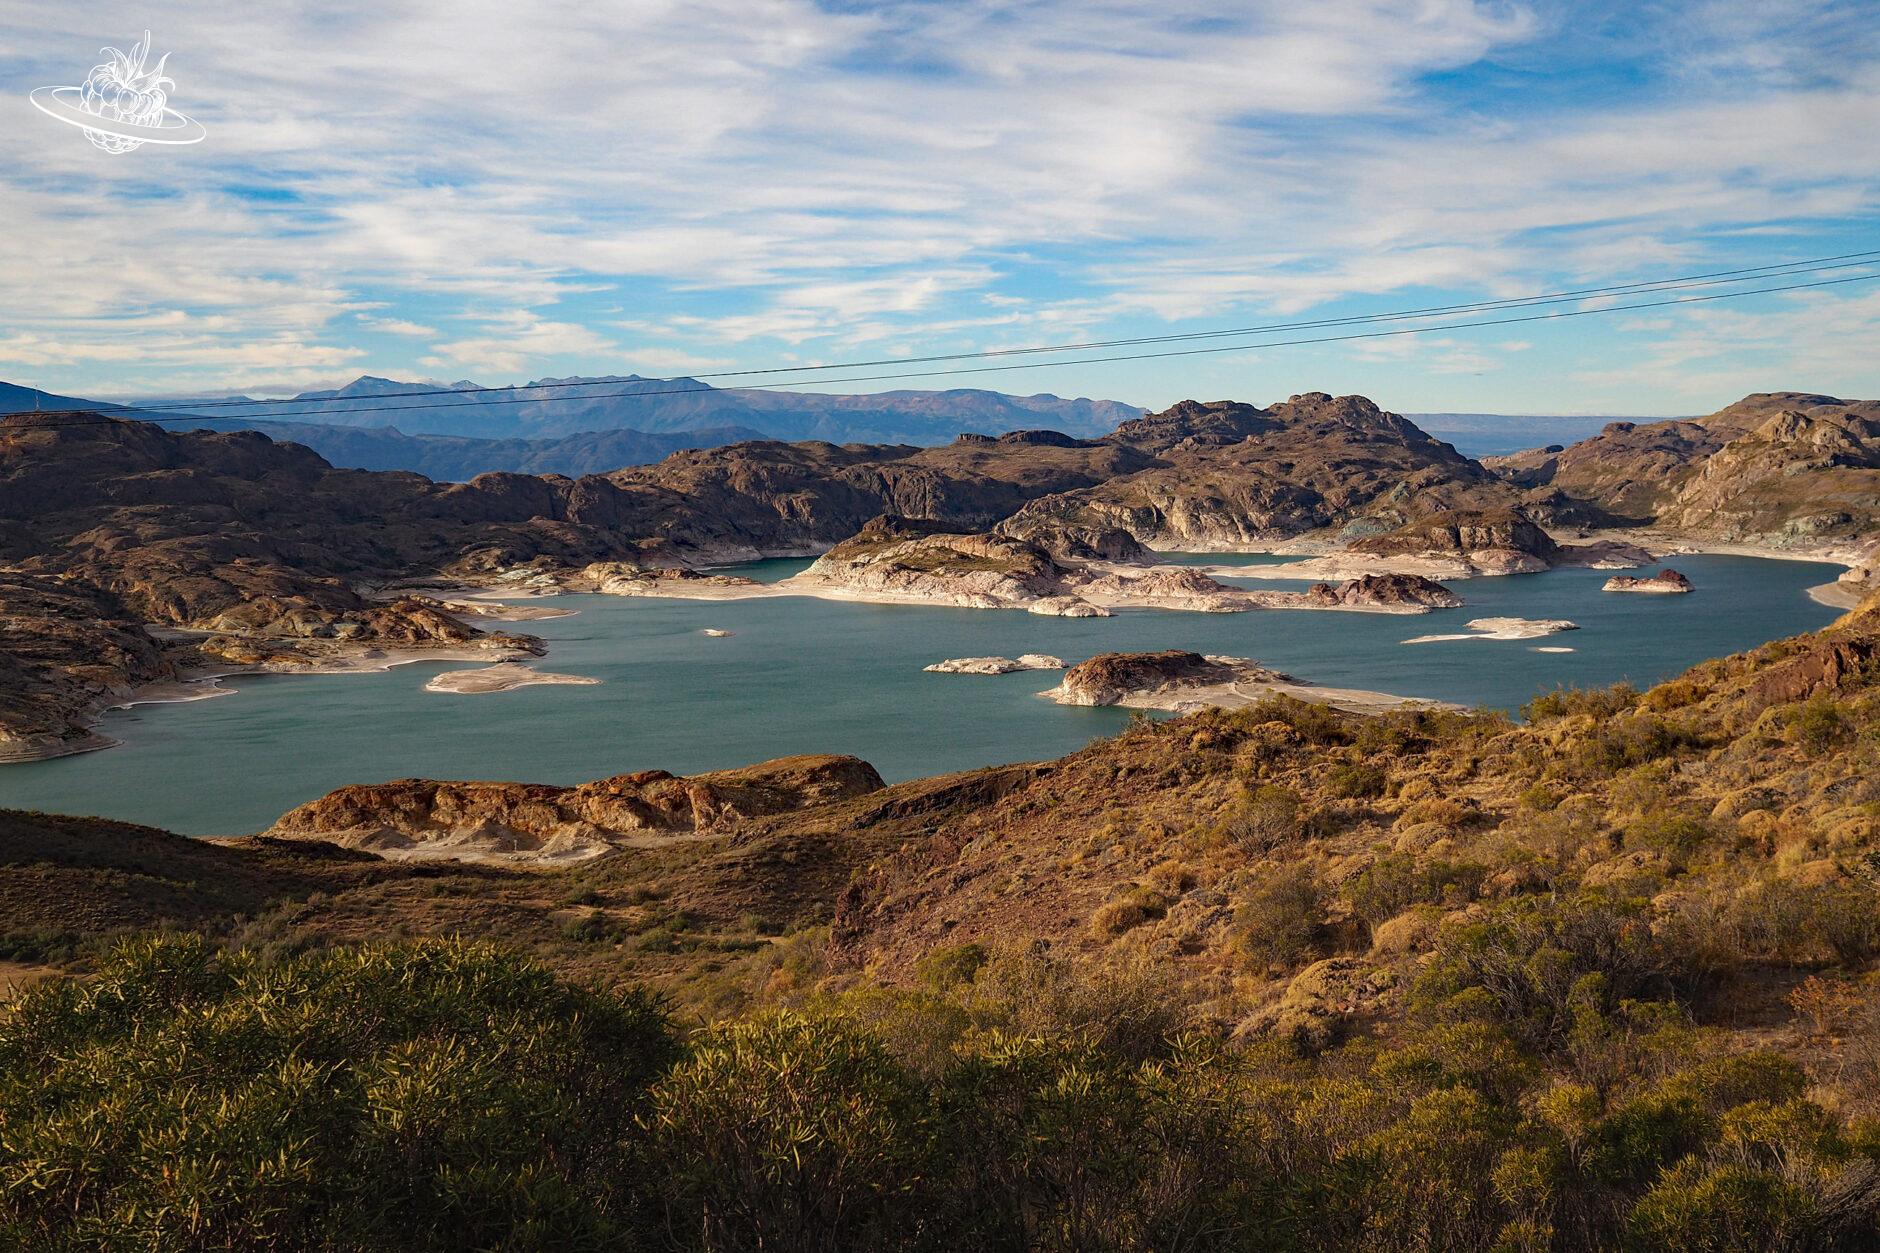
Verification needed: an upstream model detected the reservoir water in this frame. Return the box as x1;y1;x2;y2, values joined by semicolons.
0;555;1843;835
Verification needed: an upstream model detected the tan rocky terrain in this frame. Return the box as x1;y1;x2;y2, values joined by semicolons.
1490;391;1880;551
1003;392;1512;547
1346;505;1650;575
264;754;884;863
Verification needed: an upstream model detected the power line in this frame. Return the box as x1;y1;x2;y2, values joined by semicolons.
11;265;1878;435
99;248;1880;418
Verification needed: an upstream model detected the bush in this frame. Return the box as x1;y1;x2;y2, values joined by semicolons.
1089;886;1169;938
1345;853;1485;928
1524;683;1638;723
1421;895;1674;1048
1325;762;1389;800
1235;863;1326;970
649;1011;924;1250
1792;694;1852;752
1572;713;1702;776
913;942;988;991
970;943;1184;1064
0;936;676;1251
1223;784;1303;852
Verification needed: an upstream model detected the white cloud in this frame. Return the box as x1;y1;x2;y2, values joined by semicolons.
0;0;1873;405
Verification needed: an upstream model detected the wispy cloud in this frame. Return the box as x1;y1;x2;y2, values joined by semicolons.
0;0;1873;408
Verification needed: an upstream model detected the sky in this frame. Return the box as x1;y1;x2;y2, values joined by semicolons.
0;0;1876;416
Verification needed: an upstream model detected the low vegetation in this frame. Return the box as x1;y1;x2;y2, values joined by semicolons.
7;596;1880;1248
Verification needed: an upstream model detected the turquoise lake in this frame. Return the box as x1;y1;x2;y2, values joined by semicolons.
0;554;1843;835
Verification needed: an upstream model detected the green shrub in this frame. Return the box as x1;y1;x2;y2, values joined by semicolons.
1523;683;1638;723
1325;762;1389;799
1235;863;1326;970
1420;895;1673;1048
0;936;676;1251
1346;853;1485;927
649;1011;924;1250
913;942;989;990
1223;783;1303;852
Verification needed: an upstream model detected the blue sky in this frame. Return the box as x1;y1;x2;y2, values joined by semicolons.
1;0;1876;415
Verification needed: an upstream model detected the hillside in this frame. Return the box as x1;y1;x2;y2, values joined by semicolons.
7;593;1880;1247
1010;392;1513;546
1491;392;1880;553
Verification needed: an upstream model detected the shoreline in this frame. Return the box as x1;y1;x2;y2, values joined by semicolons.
0;643;537;767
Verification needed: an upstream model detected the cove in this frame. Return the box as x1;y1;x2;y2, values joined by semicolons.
0;554;1842;835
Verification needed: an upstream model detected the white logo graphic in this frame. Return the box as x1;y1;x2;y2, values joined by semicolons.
30;31;205;154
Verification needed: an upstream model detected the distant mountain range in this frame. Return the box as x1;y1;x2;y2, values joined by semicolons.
1;375;1667;476
130;375;1148;445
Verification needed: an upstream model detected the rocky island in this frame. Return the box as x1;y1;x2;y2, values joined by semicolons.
1040;649;1451;714
1603;568;1694;594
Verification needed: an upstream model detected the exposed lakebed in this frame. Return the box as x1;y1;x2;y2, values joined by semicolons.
0;554;1842;835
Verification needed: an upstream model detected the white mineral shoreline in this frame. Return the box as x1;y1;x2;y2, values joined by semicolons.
1042;675;1459;716
424;663;602;695
0;643;540;767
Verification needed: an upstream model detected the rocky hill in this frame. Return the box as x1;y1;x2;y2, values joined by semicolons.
1008;392;1511;547
1490;391;1880;550
244;420;771;479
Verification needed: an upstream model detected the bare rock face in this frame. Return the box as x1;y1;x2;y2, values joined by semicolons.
1491;393;1880;546
803;515;1067;608
1045;650;1238;707
1012;393;1505;547
1027;596;1110;617
0;573;181;762
1603;569;1693;594
565;562;761;596
1348;506;1561;574
1303;573;1463;610
265;753;886;863
995;517;1148;563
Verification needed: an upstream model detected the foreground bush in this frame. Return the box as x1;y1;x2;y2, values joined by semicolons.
6;937;1879;1251
0;936;676;1251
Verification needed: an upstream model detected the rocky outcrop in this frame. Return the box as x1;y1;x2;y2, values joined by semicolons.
924;655;1064;675
1072;567;1258;613
1010;393;1507;548
265;753;886;862
0;574;182;762
1490;393;1880;550
1345;506;1649;575
1604;569;1693;594
563;563;763;596
1348;506;1561;574
1043;650;1279;707
994;517;1148;563
1302;574;1463;611
801;516;1069;609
